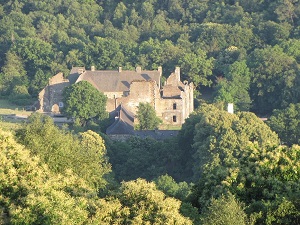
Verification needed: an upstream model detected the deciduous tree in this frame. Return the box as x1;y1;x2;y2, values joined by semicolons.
135;102;162;130
16;113;111;189
267;103;300;146
63;81;108;126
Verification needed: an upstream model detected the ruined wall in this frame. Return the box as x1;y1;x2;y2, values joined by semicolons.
117;80;158;114
189;83;194;115
155;98;184;125
38;73;69;113
105;91;124;112
105;92;124;99
166;67;181;86
39;67;193;127
106;98;116;112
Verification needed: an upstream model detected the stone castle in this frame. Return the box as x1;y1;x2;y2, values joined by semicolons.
38;66;194;134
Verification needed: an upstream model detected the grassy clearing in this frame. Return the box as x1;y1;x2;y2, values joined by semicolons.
0;99;33;115
0;99;33;132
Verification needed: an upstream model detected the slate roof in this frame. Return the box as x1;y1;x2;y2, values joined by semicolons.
68;67;85;84
134;130;179;140
106;105;135;135
73;69;161;92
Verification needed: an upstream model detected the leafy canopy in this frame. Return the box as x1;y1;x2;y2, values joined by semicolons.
16;113;111;190
267;103;300;146
135;102;162;130
63;81;107;126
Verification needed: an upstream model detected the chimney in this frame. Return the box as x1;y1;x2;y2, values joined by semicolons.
158;66;162;74
118;67;122;72
228;103;234;114
175;67;180;81
136;66;142;73
91;66;95;71
78;68;84;74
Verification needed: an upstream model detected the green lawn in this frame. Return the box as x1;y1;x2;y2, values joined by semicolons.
0;99;33;115
0;99;33;132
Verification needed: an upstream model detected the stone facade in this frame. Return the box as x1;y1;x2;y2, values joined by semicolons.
38;72;69;114
38;66;194;128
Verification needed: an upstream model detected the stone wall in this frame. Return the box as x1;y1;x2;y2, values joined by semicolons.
117;80;159;114
38;73;69;113
38;67;194;127
155;98;184;124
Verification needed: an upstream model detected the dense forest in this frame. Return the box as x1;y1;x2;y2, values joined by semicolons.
1;0;300;114
1;0;300;224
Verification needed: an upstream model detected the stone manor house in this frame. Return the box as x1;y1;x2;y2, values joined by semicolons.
38;66;194;135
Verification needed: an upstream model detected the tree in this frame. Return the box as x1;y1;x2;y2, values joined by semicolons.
214;60;251;111
0;128;95;224
247;46;300;114
179;48;214;89
16;113;111;190
29;68;51;96
63;81;108;126
0;127;137;225
201;194;251;225
189;105;299;223
8;85;32;105
188;104;279;207
135;102;162;130
116;179;193;224
0;51;27;95
267;103;300;146
255;21;291;45
154;174;192;201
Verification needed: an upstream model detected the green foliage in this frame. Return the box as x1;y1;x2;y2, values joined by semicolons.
116;179;193;224
63;81;108;126
0;128;105;224
1;126;195;224
267;103;300;146
185;104;299;223
29;69;51;96
107;136;187;181
0;51;27;96
179;48;214;88
135;102;162;130
1;0;300;114
201;194;251;225
247;45;300;114
214;60;251;111
266;197;300;225
191;104;278;179
8;85;32;106
155;174;192;201
1;2;300;222
16;113;111;190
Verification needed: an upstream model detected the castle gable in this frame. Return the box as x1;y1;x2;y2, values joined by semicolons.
162;85;182;98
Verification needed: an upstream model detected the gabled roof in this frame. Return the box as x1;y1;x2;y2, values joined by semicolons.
72;68;161;93
68;67;85;84
106;105;135;135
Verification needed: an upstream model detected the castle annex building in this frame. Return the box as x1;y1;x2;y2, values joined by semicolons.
38;66;194;132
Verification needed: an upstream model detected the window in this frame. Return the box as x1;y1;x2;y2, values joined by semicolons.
173;103;177;110
173;115;177;122
58;102;64;107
